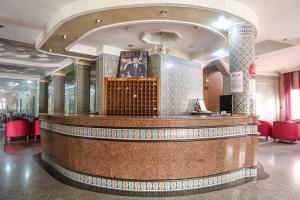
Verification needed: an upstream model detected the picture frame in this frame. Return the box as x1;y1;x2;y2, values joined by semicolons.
117;51;148;78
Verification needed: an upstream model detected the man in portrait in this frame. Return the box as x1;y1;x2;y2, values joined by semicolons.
122;56;146;78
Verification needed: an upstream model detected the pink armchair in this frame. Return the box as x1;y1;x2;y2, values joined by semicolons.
258;120;273;141
273;121;300;143
5;119;32;144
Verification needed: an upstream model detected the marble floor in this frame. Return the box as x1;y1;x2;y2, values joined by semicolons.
0;127;300;200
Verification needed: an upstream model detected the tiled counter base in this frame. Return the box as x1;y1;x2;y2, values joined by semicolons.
40;115;258;195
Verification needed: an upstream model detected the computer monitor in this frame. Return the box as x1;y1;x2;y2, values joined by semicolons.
220;95;233;115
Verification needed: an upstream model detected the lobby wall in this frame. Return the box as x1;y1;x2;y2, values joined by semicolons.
256;75;279;122
149;54;203;116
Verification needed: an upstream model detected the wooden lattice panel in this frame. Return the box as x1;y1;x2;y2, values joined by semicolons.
104;78;160;116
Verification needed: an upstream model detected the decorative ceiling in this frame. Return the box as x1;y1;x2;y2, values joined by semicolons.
0;38;65;63
36;6;244;60
71;21;226;60
0;38;73;79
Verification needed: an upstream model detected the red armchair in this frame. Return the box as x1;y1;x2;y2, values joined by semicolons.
273;121;300;143
33;119;41;142
258;120;273;141
5;119;32;144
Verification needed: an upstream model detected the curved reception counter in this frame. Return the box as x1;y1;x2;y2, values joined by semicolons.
40;114;258;194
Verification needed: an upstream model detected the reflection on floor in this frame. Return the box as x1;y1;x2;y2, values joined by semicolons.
0;128;299;200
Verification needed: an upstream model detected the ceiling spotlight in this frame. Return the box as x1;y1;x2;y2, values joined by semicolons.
160;10;167;15
95;19;103;23
212;16;234;30
63;34;68;39
283;38;291;42
128;44;134;47
49;48;53;53
16;47;26;52
0;25;4;28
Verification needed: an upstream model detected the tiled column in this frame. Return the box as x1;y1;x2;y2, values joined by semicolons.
53;73;65;114
38;79;48;114
229;24;256;114
75;60;91;114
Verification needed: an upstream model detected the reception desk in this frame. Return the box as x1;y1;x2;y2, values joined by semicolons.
40;114;258;194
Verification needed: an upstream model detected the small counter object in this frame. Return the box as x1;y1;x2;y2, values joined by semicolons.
40;114;258;195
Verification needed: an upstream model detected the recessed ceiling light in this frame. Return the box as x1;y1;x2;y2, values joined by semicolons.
63;34;68;39
160;10;167;15
95;19;103;23
128;44;134;47
0;25;4;29
212;16;234;30
283;38;291;41
49;48;53;53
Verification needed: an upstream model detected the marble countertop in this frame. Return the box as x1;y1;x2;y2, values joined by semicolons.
40;113;258;128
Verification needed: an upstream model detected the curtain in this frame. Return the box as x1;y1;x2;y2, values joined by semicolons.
284;73;292;121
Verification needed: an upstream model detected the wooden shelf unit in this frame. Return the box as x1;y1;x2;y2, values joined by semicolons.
104;77;160;116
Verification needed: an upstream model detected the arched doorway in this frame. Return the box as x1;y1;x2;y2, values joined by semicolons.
203;60;229;112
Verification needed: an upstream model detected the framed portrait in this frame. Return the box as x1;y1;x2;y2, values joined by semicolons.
118;51;148;78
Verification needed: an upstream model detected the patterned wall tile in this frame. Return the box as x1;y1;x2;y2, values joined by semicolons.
42;153;257;192
149;54;203;116
53;75;65;114
97;53;120;114
229;24;256;114
41;121;258;141
39;81;49;113
75;64;91;113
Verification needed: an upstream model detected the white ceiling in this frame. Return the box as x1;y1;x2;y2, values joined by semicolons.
0;0;300;75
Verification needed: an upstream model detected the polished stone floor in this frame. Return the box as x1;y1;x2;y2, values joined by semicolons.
0;127;300;200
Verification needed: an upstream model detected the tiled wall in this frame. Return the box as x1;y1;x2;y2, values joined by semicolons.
97;53;120;114
149;54;203;116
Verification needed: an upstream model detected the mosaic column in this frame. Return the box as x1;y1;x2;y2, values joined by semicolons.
229;24;256;114
38;79;48;114
75;60;91;114
52;73;65;114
